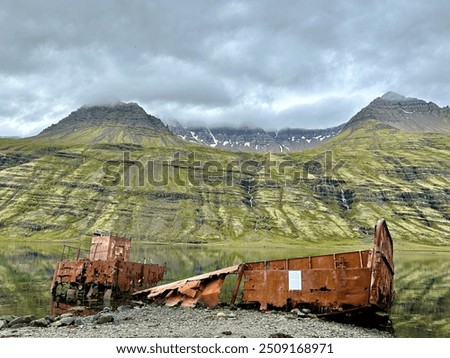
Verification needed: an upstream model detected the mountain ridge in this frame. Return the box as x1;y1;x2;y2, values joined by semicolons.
0;92;448;245
169;91;450;152
29;91;450;152
169;122;346;152
345;91;450;133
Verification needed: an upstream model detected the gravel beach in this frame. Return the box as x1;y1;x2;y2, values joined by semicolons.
0;303;394;339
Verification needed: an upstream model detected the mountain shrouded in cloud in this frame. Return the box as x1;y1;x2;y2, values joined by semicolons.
28;91;450;152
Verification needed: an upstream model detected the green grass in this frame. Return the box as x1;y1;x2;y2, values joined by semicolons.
0;120;449;246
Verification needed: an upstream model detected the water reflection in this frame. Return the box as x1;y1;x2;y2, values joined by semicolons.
389;251;450;338
0;241;449;338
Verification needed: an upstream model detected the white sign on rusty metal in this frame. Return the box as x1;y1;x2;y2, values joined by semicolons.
288;270;302;290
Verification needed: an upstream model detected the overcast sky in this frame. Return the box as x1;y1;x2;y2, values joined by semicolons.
1;0;449;137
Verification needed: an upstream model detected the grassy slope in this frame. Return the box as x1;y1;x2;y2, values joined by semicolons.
0;120;448;246
289;121;450;246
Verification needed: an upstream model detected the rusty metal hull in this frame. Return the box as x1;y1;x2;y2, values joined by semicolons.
134;219;395;315
240;252;372;312
51;233;165;303
51;259;165;302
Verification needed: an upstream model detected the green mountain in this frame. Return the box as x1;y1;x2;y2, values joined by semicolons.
36;102;183;146
0;95;448;246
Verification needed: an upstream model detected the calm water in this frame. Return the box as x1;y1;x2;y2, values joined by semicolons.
0;241;448;338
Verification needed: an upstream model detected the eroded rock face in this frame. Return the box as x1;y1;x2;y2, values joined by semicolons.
346;91;450;133
0;154;35;171
169;123;345;152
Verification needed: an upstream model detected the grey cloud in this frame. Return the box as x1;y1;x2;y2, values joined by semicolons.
275;97;362;129
0;0;449;137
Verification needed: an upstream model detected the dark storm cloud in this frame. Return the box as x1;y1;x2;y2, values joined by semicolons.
0;0;449;137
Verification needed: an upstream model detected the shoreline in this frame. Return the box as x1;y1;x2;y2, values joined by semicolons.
0;303;394;339
1;237;449;252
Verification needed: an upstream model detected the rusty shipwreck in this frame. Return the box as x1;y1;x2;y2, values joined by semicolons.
133;219;395;315
51;230;165;303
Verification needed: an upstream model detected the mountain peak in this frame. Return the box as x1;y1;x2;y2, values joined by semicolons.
72;101;150;122
39;102;169;134
35;101;177;145
380;91;409;101
81;101;142;110
345;93;450;133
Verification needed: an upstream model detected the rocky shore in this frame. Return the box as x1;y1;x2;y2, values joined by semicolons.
0;303;393;338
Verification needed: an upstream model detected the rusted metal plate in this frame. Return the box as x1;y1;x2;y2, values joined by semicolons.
240;266;372;311
368;219;395;310
196;277;226;308
51;261;86;284
133;265;240;308
242;270;288;310
89;234;131;261
85;260;117;285
178;281;201;297
116;261;166;292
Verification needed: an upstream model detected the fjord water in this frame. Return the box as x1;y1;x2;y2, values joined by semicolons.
0;241;448;338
